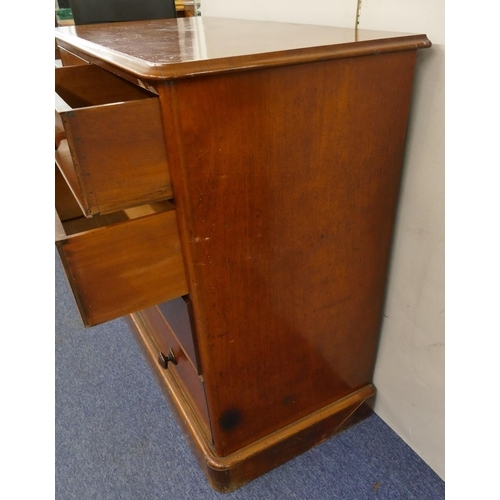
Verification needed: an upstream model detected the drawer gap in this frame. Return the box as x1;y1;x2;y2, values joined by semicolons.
59;200;175;238
56;64;156;109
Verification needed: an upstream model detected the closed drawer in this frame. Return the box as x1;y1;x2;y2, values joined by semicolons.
55;64;172;216
140;305;211;435
56;171;188;326
158;296;201;374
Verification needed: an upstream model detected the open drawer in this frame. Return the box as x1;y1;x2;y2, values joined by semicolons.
56;169;188;326
55;64;172;217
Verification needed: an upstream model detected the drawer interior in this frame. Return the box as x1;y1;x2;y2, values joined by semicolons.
57;173;174;238
58;201;174;238
55;64;156;109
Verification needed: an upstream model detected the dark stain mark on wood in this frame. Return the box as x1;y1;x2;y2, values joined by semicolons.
219;409;242;432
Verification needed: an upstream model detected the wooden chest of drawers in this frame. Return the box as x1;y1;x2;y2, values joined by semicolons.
55;17;431;492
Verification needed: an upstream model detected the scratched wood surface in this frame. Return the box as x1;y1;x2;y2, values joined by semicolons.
55;17;430;80
160;49;418;456
55;18;431;487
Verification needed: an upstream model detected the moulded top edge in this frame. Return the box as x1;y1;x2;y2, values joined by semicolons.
55;16;432;81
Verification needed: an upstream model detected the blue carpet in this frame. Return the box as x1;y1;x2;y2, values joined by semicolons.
55;251;444;499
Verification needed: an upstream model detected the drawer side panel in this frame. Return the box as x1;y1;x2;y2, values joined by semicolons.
59;98;173;215
56;209;188;325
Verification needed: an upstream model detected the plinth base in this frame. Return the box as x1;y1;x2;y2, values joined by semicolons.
127;311;375;493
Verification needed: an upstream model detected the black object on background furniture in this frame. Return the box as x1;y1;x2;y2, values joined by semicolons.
68;0;176;25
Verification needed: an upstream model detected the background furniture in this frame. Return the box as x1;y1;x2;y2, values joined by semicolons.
55;17;431;492
68;0;176;25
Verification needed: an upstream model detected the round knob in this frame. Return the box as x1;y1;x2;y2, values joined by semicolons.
158;348;177;369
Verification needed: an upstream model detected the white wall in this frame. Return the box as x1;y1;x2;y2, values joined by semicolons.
203;0;445;480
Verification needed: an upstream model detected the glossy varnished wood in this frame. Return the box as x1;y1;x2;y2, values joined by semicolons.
55;17;431;490
159;49;418;456
55;17;430;80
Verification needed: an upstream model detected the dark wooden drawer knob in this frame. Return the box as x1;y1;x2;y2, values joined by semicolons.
158;348;177;369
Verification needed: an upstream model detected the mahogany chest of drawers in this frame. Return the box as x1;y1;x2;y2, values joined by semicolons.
55;17;431;492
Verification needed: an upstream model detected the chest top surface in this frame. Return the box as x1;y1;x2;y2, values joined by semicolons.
55;16;431;80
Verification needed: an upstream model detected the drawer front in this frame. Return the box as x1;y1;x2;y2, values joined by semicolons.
55;64;172;216
56;202;188;326
140;305;211;435
157;296;201;374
